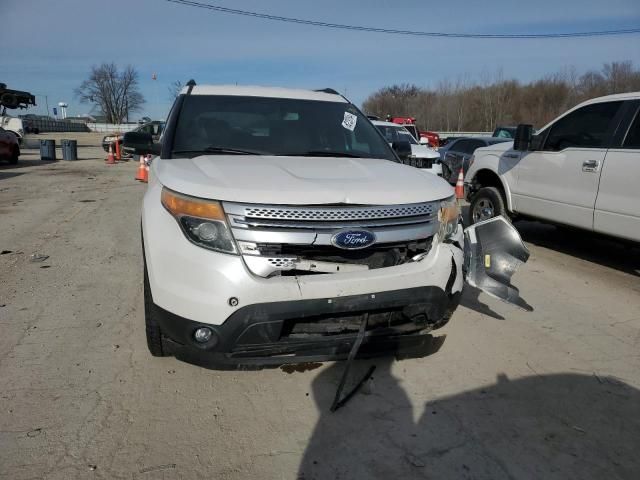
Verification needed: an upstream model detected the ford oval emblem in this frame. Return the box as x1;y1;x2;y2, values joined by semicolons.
331;230;377;250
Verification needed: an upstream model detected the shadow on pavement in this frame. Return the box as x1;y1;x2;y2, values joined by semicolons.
0;171;25;181
516;220;640;277
460;284;505;320
298;370;640;479
460;204;639;277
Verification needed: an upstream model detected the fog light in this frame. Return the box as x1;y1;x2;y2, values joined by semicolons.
194;327;213;343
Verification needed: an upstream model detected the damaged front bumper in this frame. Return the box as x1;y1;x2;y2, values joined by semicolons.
153;285;460;369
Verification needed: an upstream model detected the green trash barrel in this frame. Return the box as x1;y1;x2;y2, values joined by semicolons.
39;139;56;161
61;139;78;161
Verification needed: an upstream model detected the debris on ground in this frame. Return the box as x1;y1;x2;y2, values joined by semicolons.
26;428;42;438
29;253;49;263
280;362;323;374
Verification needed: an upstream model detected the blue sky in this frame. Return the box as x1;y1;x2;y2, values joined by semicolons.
1;0;639;120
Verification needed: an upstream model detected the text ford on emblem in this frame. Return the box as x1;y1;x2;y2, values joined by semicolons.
331;230;377;250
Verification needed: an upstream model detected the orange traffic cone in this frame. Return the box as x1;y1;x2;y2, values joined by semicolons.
106;143;116;164
114;139;121;161
135;155;147;182
455;168;464;200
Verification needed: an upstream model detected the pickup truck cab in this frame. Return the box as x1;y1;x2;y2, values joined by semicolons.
124;83;528;368
465;92;640;243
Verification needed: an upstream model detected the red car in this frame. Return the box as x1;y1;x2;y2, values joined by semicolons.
0;126;20;164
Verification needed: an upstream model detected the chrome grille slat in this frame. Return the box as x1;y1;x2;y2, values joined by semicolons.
224;202;435;222
230;214;435;230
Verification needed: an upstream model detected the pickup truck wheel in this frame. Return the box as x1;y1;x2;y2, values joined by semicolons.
470;187;506;224
143;261;172;357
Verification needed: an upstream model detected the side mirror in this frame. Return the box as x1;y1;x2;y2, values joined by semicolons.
122;131;160;155
513;124;533;151
391;140;412;161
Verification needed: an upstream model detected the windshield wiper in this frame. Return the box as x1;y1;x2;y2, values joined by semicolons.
280;150;363;158
173;146;264;155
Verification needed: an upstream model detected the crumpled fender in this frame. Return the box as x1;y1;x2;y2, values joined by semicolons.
464;216;532;311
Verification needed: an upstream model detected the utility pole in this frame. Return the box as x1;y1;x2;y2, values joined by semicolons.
32;93;50;117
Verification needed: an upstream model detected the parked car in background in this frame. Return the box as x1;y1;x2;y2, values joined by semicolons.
492;126;517;139
419;130;441;148
385;116;441;147
102;121;165;155
0;126;20;164
439;137;509;184
373;120;442;175
465;91;640;243
0;116;25;144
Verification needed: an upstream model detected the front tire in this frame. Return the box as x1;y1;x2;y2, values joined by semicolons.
441;164;453;184
8;148;19;165
143;261;172;357
470;186;507;224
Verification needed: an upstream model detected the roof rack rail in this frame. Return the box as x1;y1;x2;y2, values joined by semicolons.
186;79;196;95
315;88;340;95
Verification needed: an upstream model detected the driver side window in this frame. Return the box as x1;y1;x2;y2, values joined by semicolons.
543;101;622;151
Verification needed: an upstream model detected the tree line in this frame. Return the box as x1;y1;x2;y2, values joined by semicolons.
362;61;640;132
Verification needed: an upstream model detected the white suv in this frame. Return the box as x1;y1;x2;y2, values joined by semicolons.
125;83;528;368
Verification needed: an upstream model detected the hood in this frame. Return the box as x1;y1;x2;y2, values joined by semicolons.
155;155;454;205
410;144;440;159
476;141;514;154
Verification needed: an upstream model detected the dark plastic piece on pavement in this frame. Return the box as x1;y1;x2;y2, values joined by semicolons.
330;312;377;412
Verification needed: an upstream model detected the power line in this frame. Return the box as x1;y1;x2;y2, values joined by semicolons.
166;0;640;39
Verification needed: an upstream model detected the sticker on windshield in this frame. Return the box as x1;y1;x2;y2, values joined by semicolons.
342;111;357;131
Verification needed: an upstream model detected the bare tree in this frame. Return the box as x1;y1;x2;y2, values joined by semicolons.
168;80;184;100
75;63;145;123
362;61;640;132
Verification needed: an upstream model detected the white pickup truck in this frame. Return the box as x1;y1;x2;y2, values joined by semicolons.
465;92;640;243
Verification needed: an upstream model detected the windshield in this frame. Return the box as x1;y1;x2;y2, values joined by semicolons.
375;125;418;145
172;95;395;160
493;128;515;138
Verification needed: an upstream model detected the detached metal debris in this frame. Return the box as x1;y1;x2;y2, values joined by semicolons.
328;216;531;412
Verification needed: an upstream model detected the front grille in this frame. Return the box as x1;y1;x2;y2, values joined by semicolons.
223;200;440;277
257;239;433;276
242;203;434;222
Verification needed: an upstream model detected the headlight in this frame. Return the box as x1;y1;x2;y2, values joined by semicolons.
438;197;461;241
161;188;237;254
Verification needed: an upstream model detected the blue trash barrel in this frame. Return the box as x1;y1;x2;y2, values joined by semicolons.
61;139;78;160
39;139;56;161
